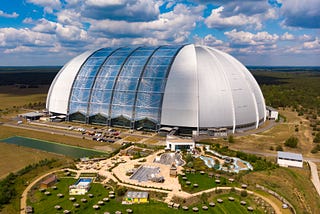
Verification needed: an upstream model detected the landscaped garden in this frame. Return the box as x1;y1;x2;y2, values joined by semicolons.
28;177;265;214
179;171;230;193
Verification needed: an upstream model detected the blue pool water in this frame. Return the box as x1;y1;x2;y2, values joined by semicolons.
199;155;253;173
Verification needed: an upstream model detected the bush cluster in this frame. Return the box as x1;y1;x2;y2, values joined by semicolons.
284;136;299;148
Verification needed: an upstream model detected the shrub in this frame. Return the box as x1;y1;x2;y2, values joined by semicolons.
240;190;248;197
284;136;298;148
311;144;320;154
228;135;235;144
116;186;127;196
276;145;283;151
313;132;320;143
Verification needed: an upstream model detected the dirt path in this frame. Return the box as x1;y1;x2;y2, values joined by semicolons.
20;169;62;214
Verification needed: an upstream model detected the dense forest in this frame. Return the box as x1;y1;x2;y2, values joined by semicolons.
0;67;60;86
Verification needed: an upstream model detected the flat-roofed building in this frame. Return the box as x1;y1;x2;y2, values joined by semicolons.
277;151;303;168
19;112;44;120
166;135;195;151
124;191;149;203
266;106;279;120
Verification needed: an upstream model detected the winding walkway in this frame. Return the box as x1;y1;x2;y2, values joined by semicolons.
308;161;320;196
20;169;61;214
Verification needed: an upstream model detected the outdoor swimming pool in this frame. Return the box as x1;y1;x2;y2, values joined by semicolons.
76;178;92;185
199;155;253;173
198;145;253;173
199;156;220;169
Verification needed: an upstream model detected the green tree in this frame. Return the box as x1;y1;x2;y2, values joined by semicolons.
185;153;193;163
313;132;320;143
228;135;235;143
276;145;283;151
284;136;299;148
200;192;208;203
240;190;248;197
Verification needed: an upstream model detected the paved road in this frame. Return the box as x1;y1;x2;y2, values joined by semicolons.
3;123;87;139
308;161;320;197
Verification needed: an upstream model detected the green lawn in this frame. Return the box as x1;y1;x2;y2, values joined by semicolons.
29;178;264;214
179;171;233;193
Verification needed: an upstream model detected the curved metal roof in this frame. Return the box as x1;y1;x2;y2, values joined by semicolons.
46;44;266;132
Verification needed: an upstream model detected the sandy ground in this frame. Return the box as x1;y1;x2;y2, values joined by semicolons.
111;150;182;191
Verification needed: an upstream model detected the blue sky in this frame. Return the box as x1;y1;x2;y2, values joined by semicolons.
0;0;319;66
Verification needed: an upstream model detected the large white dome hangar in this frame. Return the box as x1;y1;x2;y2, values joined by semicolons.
46;44;266;134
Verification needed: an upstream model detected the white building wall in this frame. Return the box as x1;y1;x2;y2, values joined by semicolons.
277;159;303;168
166;137;195;151
161;44;198;127
270;111;279;120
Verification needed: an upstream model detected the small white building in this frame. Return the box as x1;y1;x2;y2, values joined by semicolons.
277;151;303;168
166;136;195;151
69;178;92;195
266;106;279;120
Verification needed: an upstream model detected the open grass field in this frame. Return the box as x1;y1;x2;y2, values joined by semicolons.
0;85;48;109
1;136;108;158
0;142;61;179
179;172;229;193
201;108;317;159
241;163;320;214
29;178;264;214
0;125;120;152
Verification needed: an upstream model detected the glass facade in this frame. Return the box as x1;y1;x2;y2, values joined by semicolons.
68;45;184;128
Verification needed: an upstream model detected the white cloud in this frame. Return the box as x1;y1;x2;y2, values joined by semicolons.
299;34;313;41
56;23;88;42
33;18;57;33
88;4;204;44
27;0;61;13
4;46;33;54
193;34;223;46
84;0;124;7
0;27;55;49
56;9;82;27
224;29;279;46
23;18;34;24
205;6;263;30
303;37;320;49
280;0;320;28
82;0;160;22
193;34;231;53
0;10;19;18
280;32;294;40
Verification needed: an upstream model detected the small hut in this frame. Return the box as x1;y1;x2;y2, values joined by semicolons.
26;206;33;213
170;164;177;177
124;191;149;204
40;174;57;189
